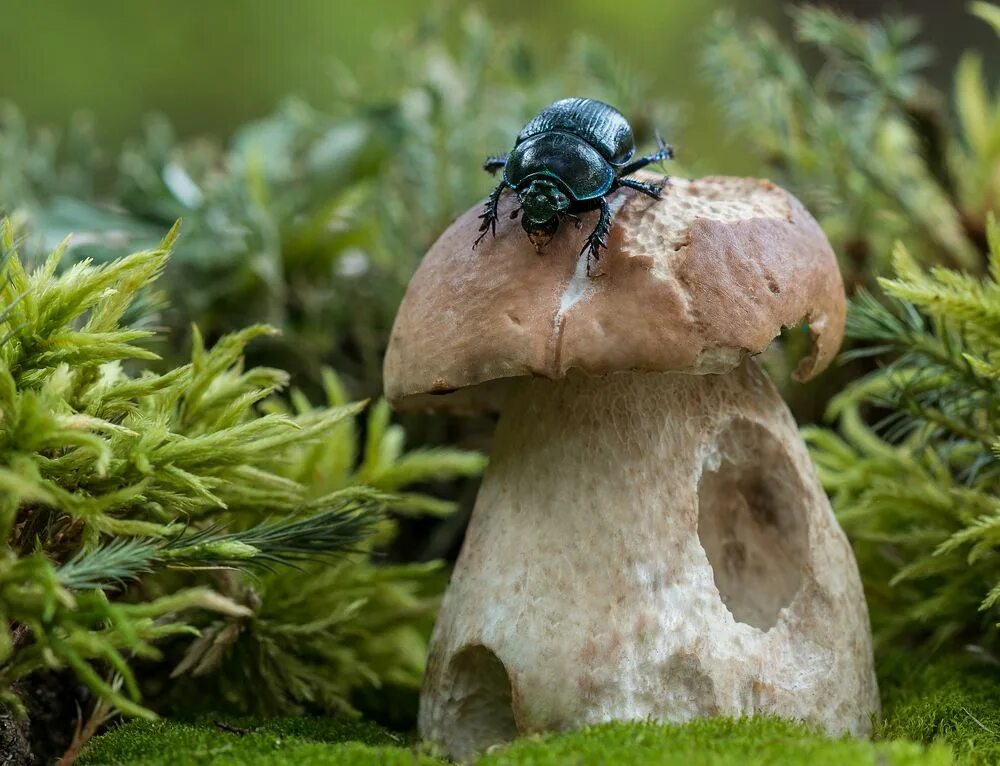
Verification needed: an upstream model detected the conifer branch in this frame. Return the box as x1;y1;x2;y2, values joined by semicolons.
0;221;483;720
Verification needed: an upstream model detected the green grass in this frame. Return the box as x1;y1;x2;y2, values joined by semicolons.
79;655;1000;765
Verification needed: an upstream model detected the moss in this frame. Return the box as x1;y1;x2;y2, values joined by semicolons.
81;715;952;766
483;718;950;766
877;655;1000;766
76;717;429;766
82;654;1000;765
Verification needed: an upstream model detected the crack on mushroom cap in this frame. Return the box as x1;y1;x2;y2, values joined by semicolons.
384;174;846;413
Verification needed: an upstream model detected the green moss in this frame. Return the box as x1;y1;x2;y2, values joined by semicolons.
878;656;1000;766
76;717;428;766
481;718;950;766
81;654;1000;765
81;715;952;766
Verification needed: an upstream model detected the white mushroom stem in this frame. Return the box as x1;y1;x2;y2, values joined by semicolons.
419;362;877;762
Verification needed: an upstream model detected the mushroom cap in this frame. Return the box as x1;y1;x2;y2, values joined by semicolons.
384;173;845;414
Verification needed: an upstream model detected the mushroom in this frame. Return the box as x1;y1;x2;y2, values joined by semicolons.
384;173;878;761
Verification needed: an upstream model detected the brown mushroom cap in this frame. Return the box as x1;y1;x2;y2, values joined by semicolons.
384;173;845;413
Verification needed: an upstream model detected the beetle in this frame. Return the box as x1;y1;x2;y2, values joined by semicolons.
474;97;672;273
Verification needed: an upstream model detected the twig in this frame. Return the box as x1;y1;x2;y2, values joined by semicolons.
961;706;996;734
214;721;254;736
57;678;120;766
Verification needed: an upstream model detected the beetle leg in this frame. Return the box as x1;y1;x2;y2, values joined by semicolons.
562;211;583;228
483;153;509;175
581;197;612;276
620;132;673;176
618;177;667;200
474;182;506;248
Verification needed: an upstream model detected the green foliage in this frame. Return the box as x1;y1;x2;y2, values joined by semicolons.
78;714;954;766
164;390;484;719
703;5;996;283
972;1;1000;34
0;223;483;722
804;217;1000;650
1;10;671;399
169;559;446;719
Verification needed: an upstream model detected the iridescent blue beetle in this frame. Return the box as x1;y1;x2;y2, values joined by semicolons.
475;97;672;273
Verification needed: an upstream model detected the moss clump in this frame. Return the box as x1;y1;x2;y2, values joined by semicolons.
76;716;427;766
481;718;951;766
83;654;1000;765
81;715;952;766
878;656;1000;766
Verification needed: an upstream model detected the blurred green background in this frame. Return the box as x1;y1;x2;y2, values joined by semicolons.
2;1;993;175
1;1;763;167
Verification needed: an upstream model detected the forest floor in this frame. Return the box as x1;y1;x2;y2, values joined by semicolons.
78;654;1000;765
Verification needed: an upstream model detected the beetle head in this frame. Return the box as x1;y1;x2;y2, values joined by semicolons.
519;179;568;251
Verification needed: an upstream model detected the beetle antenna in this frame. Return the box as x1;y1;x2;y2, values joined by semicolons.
654;130;675;164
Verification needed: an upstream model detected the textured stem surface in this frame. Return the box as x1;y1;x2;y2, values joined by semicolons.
419;363;877;761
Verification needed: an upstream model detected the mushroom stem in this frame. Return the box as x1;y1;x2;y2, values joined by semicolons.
419;361;877;761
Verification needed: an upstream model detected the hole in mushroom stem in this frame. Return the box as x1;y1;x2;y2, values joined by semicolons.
696;418;808;630
444;645;519;760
